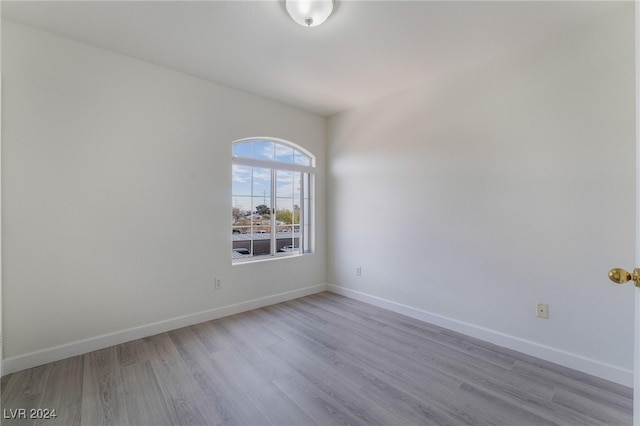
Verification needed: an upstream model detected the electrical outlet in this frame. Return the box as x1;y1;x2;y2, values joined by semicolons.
536;303;549;319
356;266;362;277
215;278;222;289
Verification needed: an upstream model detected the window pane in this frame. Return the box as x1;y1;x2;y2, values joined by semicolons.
294;150;311;166
292;204;301;225
276;170;294;198
232;243;252;259
233;196;252;223
232;195;252;258
233;141;253;158
276;197;298;253
251;234;271;257
276;229;297;253
276;198;294;225
253;196;271;223
253;141;274;161
252;167;271;198
293;172;302;201
275;144;294;164
232;200;251;238
232;165;252;196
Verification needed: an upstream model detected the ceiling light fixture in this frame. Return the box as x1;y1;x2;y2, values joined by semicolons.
286;0;334;27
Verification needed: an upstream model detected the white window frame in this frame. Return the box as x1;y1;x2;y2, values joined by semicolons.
232;138;315;263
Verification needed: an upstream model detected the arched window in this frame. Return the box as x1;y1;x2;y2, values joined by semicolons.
232;138;315;262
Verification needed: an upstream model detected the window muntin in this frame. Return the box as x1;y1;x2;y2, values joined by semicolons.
232;138;314;263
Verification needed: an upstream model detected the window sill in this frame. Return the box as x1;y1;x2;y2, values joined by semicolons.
232;252;310;265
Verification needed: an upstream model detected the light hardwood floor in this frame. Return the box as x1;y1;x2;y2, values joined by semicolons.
1;292;633;425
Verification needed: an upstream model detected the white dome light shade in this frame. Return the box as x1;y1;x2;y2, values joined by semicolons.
286;0;334;27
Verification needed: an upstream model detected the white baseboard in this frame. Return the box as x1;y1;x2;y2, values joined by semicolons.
327;284;633;387
2;283;328;376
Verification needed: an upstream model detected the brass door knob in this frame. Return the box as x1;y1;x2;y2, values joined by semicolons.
608;268;640;287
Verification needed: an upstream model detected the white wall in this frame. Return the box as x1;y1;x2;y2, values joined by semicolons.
328;5;636;384
1;21;326;371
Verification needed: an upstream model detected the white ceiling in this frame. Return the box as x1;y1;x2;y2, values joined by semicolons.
1;1;625;117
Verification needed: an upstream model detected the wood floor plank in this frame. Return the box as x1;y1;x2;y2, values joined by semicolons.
120;360;175;426
411;343;555;402
188;321;224;353
273;373;372;426
80;346;128;426
34;356;84;426
552;386;632;426
208;346;274;394
274;309;478;425
1;364;51;403
555;380;633;414
301;297;516;385
1;292;633;425
453;382;560;426
116;340;140;367
511;360;633;412
148;342;225;425
167;326;270;425
358;380;469;426
265;298;464;394
307;293;517;371
267;341;393;426
318;295;625;426
2;373;10;393
278;307;497;425
1;364;51;426
266;307;482;425
2;394;42;426
146;334;213;426
504;345;633;399
246;381;318;426
168;326;245;396
218;310;284;350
